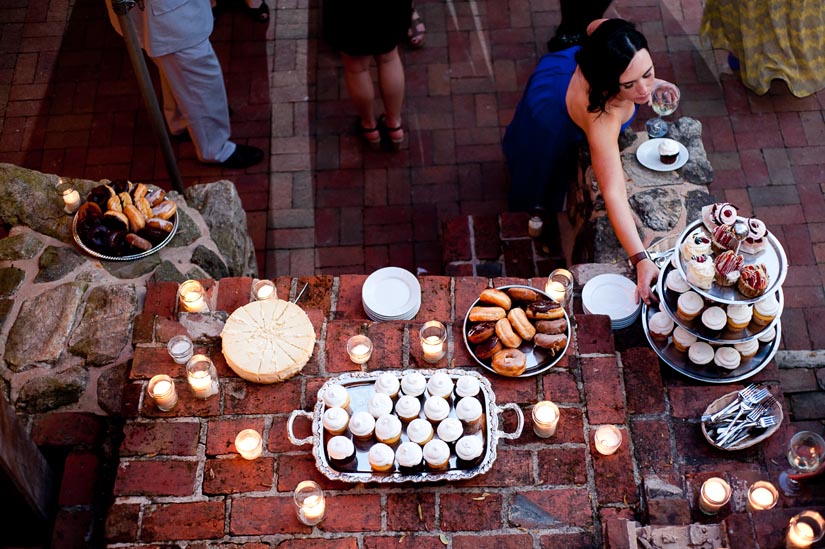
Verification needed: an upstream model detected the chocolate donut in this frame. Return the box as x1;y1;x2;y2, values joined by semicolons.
536;318;567;335
526;299;564;320
474;336;502;360
467;321;496;344
534;333;567;354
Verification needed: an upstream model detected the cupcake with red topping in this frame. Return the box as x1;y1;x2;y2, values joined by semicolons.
711;224;739;255
738;264;769;298
713;250;744;287
739;217;768;255
702;202;738;232
686;254;714;290
681;229;712;258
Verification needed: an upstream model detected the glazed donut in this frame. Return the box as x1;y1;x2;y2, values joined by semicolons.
491;348;527;377
507;307;536;341
126;233;153;251
479;288;512;310
526;299;565;320
132;183;148;200
536;318;567;335
469;306;506;322
136;196;153;219
123;204;146;232
118;192;133;208
145;188;166;207
474;336;502;360
467;321;496;344
495;318;522;348
152;200;177;220
107;196;122;213
534;333;567;355
146;217;173;233
506;287;539;302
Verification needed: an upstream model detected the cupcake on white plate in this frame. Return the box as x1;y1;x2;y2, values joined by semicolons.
455;375;480;399
688;341;714;366
436;418;464;449
396;441;424;473
455;435;484;468
322;406;349;436
648;311;674;342
326;435;355;467
401;371;427;398
368;443;395;472
672;326;697;353
348;411;375;441
374;372;401;399
701;306;727;333
423;395;451;425
375;414;403;445
455;396;483;433
423;439;451;470
677;291;704;322
734;338;760;359
323;384;350;411
726;303;753;331
407;418;434;446
666;270;691;294
427;372;454;399
367;392;394;418
395;394;421;422
714;347;741;370
658;138;680;164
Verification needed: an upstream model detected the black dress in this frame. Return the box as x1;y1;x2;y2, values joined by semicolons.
323;0;412;56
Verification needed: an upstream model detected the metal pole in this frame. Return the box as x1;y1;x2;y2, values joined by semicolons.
111;0;185;193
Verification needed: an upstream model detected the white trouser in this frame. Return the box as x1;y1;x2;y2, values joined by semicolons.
152;38;235;163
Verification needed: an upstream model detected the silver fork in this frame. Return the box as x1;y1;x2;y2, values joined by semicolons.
720;416;778;448
717;395;775;446
714;388;771;444
703;384;759;423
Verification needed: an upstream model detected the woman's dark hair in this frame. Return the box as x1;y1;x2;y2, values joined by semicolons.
575;19;649;113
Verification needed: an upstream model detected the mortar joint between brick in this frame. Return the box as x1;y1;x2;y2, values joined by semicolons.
328;276;341;319
315;317;329;376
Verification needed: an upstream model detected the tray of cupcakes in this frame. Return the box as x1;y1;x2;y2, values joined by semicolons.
641;203;787;383
287;369;523;483
462;285;571;378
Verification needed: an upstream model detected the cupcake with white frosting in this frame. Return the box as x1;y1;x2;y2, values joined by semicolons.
455;396;483;433
436;417;464;449
658;138;680;164
374;372;401;399
326;435;355;467
375;414;403;445
753;293;780;326
400;371;427;398
407;418;434;446
455;375;480;398
726;303;753;331
423;439;451;470
681;229;712;259
322;406;349;436
396;441;424;473
671;326;697;352
427;372;454;399
367;392;394;418
685;254;714;290
688;341;714;366
368;442;395;472
455;436;484;468
348;411;375;440
714;347;741;370
734;338;759;359
757;326;777;343
323;384;350;411
677;291;704;321
701;306;727;333
648;311;674;342
423;395;451;425
395;394;421;422
666;270;691;294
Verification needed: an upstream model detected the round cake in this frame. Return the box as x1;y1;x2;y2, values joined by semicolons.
220;299;315;383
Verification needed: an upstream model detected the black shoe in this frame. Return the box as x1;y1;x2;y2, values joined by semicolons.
219;144;264;169
546;33;583;53
171;130;192;143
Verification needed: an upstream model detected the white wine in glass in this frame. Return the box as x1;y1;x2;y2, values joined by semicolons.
779;430;825;496
646;82;680;138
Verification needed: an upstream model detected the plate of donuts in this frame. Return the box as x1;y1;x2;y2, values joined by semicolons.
462;285;571;378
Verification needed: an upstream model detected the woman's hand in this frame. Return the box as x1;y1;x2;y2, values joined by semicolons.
635;258;659;305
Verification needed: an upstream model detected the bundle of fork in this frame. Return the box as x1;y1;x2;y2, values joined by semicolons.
702;384;778;449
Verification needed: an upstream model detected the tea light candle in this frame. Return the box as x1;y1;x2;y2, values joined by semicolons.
186;354;219;399
746;481;778;512
593;425;622;455
528;215;543;238
235;429;263;460
419;320;447;363
167;334;194;364
251;279;276;301
179;280;208;313
147;375;178;411
532;401;560;438
786;511;825;548
346;335;373;364
56;179;81;214
294;480;325;525
545;268;574;308
698;477;731;515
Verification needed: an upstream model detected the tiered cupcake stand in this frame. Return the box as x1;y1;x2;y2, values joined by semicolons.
642;219;788;383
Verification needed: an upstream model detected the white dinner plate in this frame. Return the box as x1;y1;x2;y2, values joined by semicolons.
636;138;689;171
362;267;421;318
582;274;641;322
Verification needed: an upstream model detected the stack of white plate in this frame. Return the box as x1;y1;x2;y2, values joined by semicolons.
582;274;642;330
362;267;421;321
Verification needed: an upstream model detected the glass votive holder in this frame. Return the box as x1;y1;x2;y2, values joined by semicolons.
235;429;263;460
167;334;194;365
698;477;731;515
251;279;277;301
186;354;219;399
545;268;574;309
419;320;447;364
179;280;208;313
294;480;325;526
532;401;560;438
593;425;622;455
346;335;373;364
746;481;778;512
147;374;178;411
786;511;825;548
56;179;81;214
528;215;543;238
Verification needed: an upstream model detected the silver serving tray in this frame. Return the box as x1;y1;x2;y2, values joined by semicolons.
462;285;571;377
657;262;782;343
674;218;788;304
642;297;781;384
287;369;523;483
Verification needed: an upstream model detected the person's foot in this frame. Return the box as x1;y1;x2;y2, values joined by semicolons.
408;7;426;48
244;0;269;23
219;144;264;169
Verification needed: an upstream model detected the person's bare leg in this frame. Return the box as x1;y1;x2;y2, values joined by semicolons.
375;47;405;139
341;52;377;130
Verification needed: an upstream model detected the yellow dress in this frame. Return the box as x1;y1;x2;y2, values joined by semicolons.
701;0;825;97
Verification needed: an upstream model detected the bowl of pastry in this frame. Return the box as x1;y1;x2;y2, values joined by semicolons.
72;180;178;261
462;285;570;377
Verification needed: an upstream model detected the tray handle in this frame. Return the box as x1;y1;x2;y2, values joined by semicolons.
287;410;314;446
494;402;524;440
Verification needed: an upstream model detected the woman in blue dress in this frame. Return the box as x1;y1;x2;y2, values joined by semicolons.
503;19;677;305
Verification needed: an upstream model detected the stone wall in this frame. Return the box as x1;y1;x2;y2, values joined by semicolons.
0;164;258;415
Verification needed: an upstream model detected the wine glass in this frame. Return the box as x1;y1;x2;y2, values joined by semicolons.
778;430;825;496
645;82;680;139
